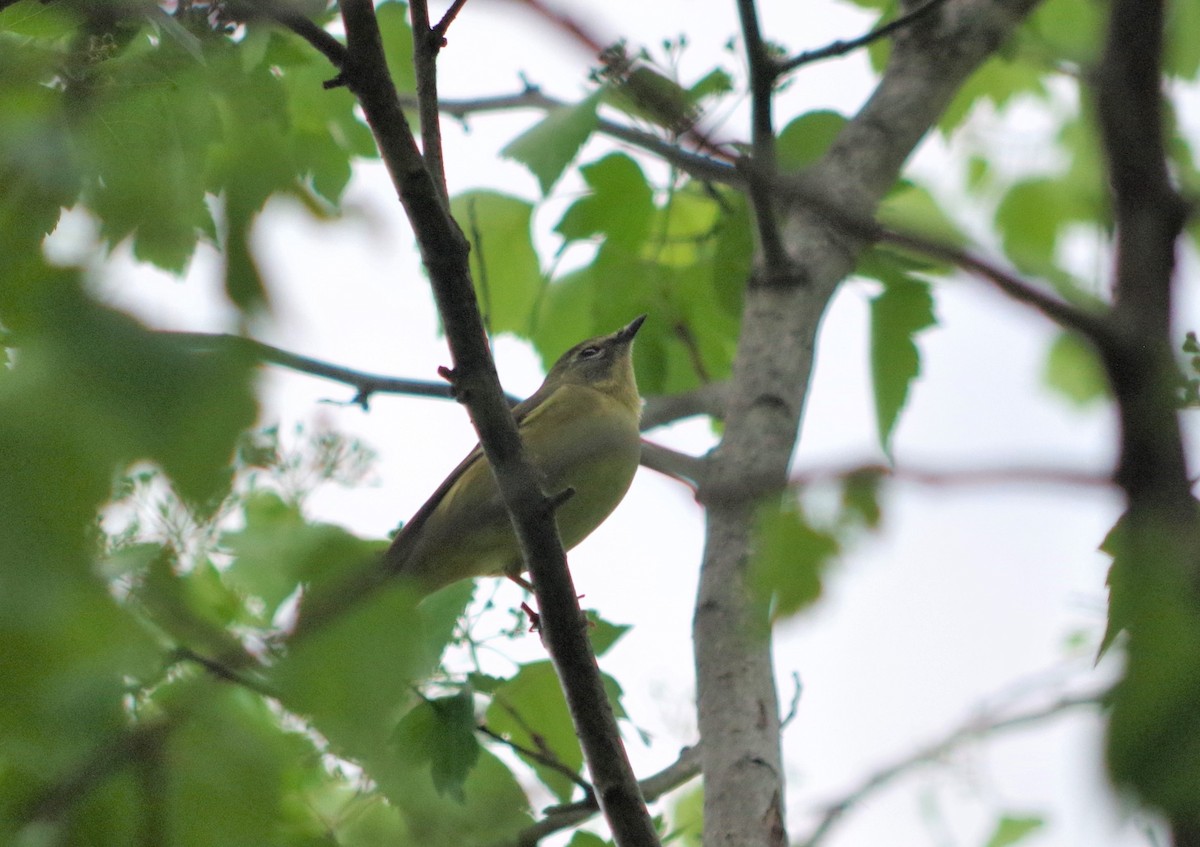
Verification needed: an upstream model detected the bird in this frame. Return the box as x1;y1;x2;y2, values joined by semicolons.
380;315;646;597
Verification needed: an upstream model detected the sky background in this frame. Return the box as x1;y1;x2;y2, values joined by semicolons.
56;1;1200;844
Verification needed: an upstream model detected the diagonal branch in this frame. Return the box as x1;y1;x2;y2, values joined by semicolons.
876;227;1112;342
508;745;703;847
779;0;950;74
428;88;742;185
168;331;458;407
333;4;660;845
735;0;789;273
432;0;470;38
253;0;348;67
409;0;450;203
798;690;1105;847
1091;0;1200;839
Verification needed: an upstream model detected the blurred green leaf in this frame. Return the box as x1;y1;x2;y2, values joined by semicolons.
376;0;417;94
1025;0;1102;67
556;153;655;251
668;784;704;847
486;660;583;802
870;276;936;457
1103;506;1200;819
777;110;847;172
502;91;601;195
135;547;249;658
995;178;1070;269
586;612;631;657
160;684;293;847
450;191;541;336
983;813;1045;847
686;68;734;104
878;181;965;247
1166;0;1200;77
750;498;840;620
376;747;532;847
272;581;447;763
1043;331;1107;407
842;468;884;530
940;54;1047;134
223;491;384;619
392;691;481;802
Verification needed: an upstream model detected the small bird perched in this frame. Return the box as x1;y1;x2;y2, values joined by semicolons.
381;315;646;596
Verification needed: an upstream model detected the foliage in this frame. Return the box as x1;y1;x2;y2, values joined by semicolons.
1;0;1198;843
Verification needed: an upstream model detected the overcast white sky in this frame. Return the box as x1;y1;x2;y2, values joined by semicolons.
70;1;1200;844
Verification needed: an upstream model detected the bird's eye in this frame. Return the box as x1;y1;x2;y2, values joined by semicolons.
578;346;603;359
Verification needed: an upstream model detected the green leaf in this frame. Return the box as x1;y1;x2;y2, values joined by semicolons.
1103;505;1200;819
983;813;1045;847
940;54;1048;134
870;276;936;457
668;784;704;847
450;191;541;336
160;684;293;847
0;0;78;37
222;492;387;619
776;110;847;172
136;547;249;658
377;747;532;846
555;153;655;252
502;91;601;195
392;691;481;801
877;181;965;247
586;612;631;657
841;468;884;530
2;277;257;505
686;68;734;104
995;178;1070;269
272;580;452;763
1166;0;1200;77
1098;514;1129;659
1043;331;1107;407
1025;0;1102;67
750;498;840;620
376;0;417;94
485;661;583;802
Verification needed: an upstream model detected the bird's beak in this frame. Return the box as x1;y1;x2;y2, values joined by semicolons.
616;314;647;343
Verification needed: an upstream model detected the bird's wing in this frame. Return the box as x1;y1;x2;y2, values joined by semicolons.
381;442;484;574
381;388;555;575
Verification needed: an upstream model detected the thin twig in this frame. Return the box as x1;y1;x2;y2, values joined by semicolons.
166;331;460;408
432;0;471;38
409;0;450;204
878;227;1113;343
780;671;804;729
640;382;729;429
254;0;348;67
171;647;279;699
639;440;705;491
788;461;1114;492
424;88;742;185
477;724;595;798
768;173;1109;340
779;0;950;74
735;0;789;274
508;745;703;847
798;690;1107;847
